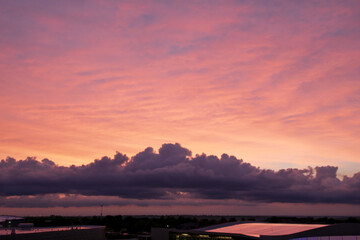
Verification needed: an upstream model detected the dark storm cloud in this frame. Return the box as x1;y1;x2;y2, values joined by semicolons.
1;143;359;207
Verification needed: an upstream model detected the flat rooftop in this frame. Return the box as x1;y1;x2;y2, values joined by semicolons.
206;223;328;237
0;225;103;236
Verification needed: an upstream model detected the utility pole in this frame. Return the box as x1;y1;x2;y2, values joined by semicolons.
100;205;103;218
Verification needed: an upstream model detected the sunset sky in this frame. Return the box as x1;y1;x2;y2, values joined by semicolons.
1;0;360;216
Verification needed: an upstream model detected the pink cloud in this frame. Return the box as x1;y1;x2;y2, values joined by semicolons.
0;0;359;175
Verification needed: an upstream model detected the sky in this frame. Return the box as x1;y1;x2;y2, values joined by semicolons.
0;0;360;216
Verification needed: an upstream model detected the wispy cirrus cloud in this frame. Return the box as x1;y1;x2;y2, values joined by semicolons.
0;1;359;178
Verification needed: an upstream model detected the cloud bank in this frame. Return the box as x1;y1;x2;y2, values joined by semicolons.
1;143;359;207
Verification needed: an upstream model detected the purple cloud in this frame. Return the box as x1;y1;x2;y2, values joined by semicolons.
1;143;359;208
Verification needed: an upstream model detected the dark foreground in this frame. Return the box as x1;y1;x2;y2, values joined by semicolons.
21;215;359;239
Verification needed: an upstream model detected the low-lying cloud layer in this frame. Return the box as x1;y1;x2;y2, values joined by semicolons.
1;143;359;207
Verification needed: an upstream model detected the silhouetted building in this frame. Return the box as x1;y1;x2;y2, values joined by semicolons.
0;225;105;240
0;216;24;228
